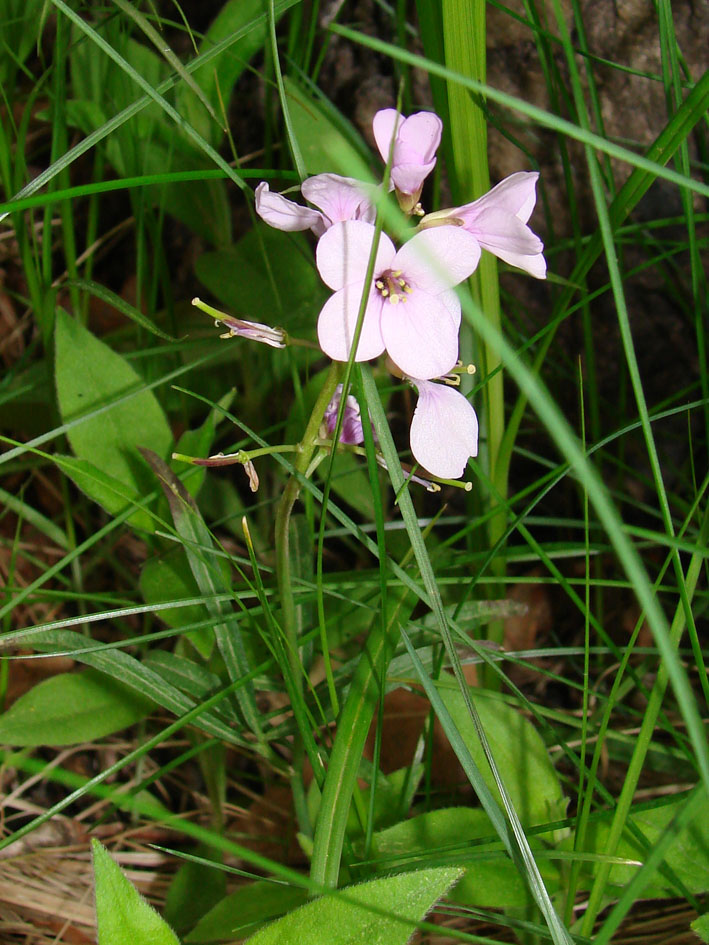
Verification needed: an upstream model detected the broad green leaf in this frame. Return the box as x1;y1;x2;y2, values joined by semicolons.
54;309;172;507
195;225;327;328
93;839;180;945
561;794;709;898
369;807;560;910
691;914;709;943
164;849;227;937
438;686;566;827
283;77;372;178
177;0;273;146
29;628;244;746
243;867;462;945
55;453;156;533
0;670;153;746
140;549;221;656
186;881;308;943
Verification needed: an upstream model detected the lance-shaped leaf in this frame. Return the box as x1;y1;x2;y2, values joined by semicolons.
141;449;263;742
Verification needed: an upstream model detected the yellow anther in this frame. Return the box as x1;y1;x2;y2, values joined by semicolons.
390;294;400;305
375;280;384;289
398;278;407;287
381;288;389;297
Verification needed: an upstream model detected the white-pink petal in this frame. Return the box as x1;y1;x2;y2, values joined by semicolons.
467;171;540;223
409;381;478;479
316;220;395;292
396;111;442;165
380;290;458;380
372;109;403;163
317;284;385;363
301;174;376;227
391;161;436;198
255;182;324;233
394;226;481;295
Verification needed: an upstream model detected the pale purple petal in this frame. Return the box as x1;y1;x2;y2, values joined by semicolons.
437;288;462;331
372;108;403;163
397;112;442;164
463;171;540;224
323;385;364;444
316;220;395;291
317;284;385;363
380;290;458;380
372;109;442;195
409;381;478;479
255;182;324;233
391;161;437;197
394;227;481;295
302;174;376;226
459;207;545;278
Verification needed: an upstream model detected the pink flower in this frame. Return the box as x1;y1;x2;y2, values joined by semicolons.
439;172;546;278
316;220;480;380
322;384;364;444
372;109;443;203
255;174;375;237
408;379;478;479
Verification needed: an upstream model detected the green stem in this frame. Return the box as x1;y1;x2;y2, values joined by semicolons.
274;362;342;832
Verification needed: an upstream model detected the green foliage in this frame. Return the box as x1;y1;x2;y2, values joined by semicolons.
0;670;153;746
186;880;308;943
282;77;373;178
92;839;180;945
692;914;709;943
369;807;560;910
243;868;463;945
54;309;172;529
437;686;567;827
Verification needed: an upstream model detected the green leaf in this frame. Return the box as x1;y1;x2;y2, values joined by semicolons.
691;914;709;943
186;881;308;943
177;0;274;147
562;794;709;898
55;453;156;533
164;850;227;937
66;279;179;341
438;686;566;827
369;807;561;910
28;628;245;746
141;450;262;734
140;549;221;656
195;224;327;329
282;77;372;178
243;868;463;945
0;670;154;746
92;839;180;945
54;309;172;511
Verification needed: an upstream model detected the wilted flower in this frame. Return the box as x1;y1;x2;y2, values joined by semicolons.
372;109;443;211
316;220;480;380
255;174;375;237
426;172;546;278
212;314;287;348
322;384;364;444
408;378;478;479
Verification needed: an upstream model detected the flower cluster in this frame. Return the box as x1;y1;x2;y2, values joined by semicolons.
248;109;545;481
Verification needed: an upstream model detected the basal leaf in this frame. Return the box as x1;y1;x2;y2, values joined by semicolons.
368;807;561;910
54;309;172;507
243;867;462;945
93;839;180;945
186;881;308;943
0;670;154;746
438;685;566;827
